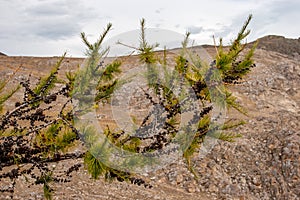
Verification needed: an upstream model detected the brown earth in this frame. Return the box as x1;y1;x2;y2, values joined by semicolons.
0;35;299;199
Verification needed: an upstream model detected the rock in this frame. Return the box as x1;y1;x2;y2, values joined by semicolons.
208;184;218;193
176;174;184;184
252;176;261;186
187;184;196;193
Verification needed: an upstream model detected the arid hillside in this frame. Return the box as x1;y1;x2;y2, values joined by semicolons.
0;35;299;200
254;35;300;57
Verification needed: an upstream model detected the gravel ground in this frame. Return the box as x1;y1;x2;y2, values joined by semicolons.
0;45;299;199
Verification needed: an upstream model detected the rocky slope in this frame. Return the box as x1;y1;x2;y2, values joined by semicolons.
254;35;300;58
0;36;299;199
190;48;299;199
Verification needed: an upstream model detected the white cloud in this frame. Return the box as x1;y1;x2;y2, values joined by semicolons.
0;0;299;56
187;26;204;35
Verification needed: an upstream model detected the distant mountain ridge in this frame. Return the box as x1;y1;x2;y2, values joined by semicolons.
0;52;6;56
170;35;300;59
251;35;300;57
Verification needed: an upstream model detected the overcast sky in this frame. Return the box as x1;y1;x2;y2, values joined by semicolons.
0;0;299;57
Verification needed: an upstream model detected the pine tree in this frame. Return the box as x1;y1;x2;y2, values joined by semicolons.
0;15;256;199
105;15;257;176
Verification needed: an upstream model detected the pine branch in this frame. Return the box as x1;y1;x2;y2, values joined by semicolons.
96;23;112;49
80;32;93;50
139;18;147;50
0;86;20;112
181;32;190;50
237;14;252;41
34;52;66;96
